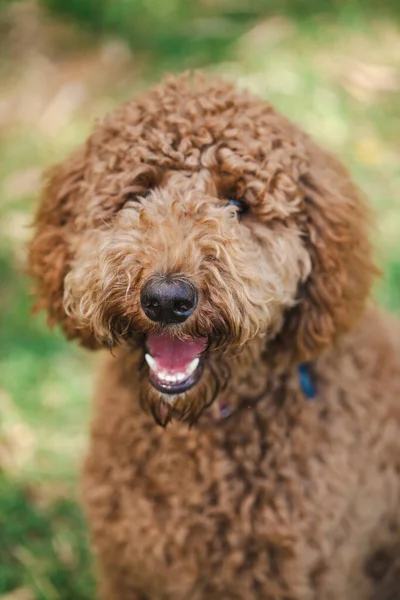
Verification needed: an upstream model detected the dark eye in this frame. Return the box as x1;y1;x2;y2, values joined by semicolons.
227;198;248;216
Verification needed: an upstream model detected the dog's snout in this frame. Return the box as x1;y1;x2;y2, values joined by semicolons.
140;277;198;324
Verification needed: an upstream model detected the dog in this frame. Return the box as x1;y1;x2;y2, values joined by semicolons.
29;74;400;599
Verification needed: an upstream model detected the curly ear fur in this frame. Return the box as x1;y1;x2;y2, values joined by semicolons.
269;145;378;365
28;147;100;349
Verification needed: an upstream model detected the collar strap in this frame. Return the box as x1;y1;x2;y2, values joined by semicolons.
298;363;317;399
213;362;317;421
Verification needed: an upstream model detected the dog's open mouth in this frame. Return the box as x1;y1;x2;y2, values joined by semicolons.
145;333;207;394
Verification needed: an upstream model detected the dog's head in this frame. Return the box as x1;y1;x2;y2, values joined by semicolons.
29;75;376;425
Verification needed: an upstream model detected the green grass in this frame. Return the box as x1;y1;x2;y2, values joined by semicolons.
0;2;400;598
0;478;94;600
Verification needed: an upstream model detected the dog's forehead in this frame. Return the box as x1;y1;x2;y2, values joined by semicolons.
90;80;305;178
82;78;311;213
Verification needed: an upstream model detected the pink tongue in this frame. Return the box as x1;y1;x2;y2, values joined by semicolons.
146;333;207;371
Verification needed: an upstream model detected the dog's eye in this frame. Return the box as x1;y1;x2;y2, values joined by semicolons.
227;198;248;216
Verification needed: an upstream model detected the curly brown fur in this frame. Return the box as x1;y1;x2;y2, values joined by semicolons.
29;73;400;599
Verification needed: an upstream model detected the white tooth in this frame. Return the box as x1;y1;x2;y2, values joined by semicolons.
157;367;200;386
145;354;158;371
186;357;200;376
160;372;186;384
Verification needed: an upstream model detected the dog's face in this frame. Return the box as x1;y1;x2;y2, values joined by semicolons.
29;76;375;425
62;166;311;423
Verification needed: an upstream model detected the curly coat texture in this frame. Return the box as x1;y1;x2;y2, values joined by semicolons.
29;74;400;599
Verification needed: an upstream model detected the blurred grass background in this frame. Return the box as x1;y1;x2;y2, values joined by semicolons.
0;0;399;598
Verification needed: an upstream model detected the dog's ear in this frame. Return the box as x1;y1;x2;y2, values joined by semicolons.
29;147;99;349
270;148;378;365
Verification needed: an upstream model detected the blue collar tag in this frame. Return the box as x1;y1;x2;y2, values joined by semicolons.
298;363;317;400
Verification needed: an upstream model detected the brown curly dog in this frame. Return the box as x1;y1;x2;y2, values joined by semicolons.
29;74;400;600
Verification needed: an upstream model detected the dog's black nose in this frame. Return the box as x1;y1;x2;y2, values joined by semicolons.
140;277;198;324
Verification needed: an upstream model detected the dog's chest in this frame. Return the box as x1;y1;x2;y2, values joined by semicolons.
93;400;379;599
85;359;400;600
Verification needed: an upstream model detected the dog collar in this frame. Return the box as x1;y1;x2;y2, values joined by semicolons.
214;363;317;420
298;363;317;400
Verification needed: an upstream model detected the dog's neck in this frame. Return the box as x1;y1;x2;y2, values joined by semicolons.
203;362;316;424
